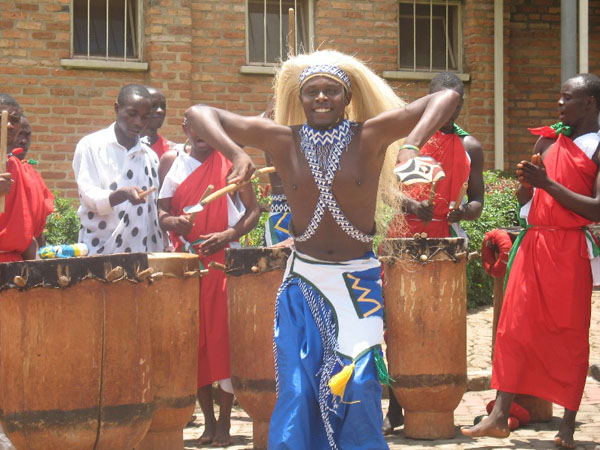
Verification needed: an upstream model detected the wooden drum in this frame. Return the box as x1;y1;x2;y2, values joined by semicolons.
225;247;291;450
380;237;467;439
135;253;202;450
0;254;153;450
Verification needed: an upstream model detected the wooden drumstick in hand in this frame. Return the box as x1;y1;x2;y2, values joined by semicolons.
450;182;469;211
138;186;157;200
423;181;438;228
189;185;215;223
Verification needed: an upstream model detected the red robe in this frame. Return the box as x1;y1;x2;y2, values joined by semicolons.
151;134;171;160
169;151;232;387
0;156;54;262
492;133;595;411
388;131;471;237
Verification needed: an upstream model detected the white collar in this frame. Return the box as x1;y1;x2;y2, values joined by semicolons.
108;122;145;154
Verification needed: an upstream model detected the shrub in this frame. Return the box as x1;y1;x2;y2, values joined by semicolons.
44;192;81;245
241;178;270;247
460;171;520;308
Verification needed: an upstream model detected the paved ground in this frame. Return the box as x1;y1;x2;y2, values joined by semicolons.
183;292;600;449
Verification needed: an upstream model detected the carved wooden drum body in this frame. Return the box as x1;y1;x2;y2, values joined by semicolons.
135;252;201;450
381;238;467;439
0;254;153;450
225;247;291;450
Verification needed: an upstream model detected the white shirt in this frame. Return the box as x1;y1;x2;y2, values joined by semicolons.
159;152;246;231
72;123;163;255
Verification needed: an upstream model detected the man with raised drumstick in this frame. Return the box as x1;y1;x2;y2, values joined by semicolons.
0;94;54;262
183;50;459;449
72;84;163;255
462;73;600;449
383;72;485;434
157;118;259;447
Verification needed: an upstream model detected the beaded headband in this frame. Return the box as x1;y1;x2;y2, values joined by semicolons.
298;64;351;92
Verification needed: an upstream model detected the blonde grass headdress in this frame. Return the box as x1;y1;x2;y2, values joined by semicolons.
273;50;408;237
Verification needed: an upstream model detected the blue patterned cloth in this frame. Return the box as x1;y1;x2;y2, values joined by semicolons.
269;251;388;450
264;194;292;246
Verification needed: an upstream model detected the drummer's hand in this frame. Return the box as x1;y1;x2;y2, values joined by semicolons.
227;153;255;184
413;200;434;222
198;230;234;256
270;237;294;248
165;215;193;235
0;172;13;194
447;204;465;223
517;159;549;189
109;186;146;206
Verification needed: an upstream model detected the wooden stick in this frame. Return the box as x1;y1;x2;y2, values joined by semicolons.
0;111;8;213
288;8;295;57
427;180;438;204
451;182;469;210
189;184;215;222
199;184;215;202
423;180;438;228
199;167;276;206
138;186;157;200
208;261;226;271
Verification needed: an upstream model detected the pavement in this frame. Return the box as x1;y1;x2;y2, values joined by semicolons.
183;292;600;449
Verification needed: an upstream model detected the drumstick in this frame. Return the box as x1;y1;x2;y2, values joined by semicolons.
138;186;157;200
189;185;215;222
198;167;276;207
0;111;8;213
199;184;215;202
423;181;438;228
451;182;469;211
288;8;295;57
427;180;438;204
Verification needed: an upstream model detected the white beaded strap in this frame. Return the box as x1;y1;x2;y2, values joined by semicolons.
295;120;374;244
270;194;291;213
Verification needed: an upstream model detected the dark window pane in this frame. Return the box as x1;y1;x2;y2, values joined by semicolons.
399;2;459;72
248;0;307;64
73;0;139;59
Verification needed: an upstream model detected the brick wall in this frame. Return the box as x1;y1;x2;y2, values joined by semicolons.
1;0;599;199
504;0;600;170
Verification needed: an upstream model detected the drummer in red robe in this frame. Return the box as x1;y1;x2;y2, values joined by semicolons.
0;95;53;262
157;118;259;447
384;73;484;434
388;72;484;239
462;73;600;449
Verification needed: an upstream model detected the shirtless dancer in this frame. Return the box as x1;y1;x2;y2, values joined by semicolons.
184;50;460;449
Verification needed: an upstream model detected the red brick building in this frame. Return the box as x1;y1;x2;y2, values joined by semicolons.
1;0;599;197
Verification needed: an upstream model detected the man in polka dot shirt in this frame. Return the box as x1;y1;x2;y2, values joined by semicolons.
72;84;163;254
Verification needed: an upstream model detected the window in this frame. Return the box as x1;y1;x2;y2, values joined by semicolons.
398;0;463;73
246;0;313;66
71;0;142;61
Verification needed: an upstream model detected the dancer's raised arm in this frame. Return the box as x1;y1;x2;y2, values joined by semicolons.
363;88;460;161
184;105;291;183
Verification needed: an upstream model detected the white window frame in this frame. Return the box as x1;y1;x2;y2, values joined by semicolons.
384;0;469;81
241;0;314;75
60;0;147;72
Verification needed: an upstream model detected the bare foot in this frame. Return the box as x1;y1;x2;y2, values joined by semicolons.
554;408;577;449
554;424;576;449
554;435;577;449
461;414;510;438
382;411;404;435
212;422;232;447
200;421;216;444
